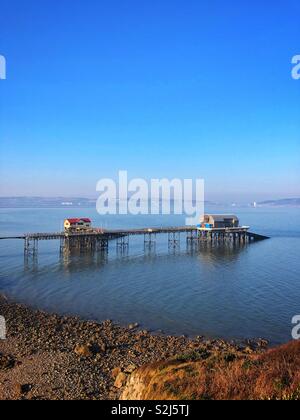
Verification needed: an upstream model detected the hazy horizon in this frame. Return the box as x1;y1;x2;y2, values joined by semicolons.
0;193;299;205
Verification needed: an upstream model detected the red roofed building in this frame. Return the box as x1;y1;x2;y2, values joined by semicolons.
64;218;92;231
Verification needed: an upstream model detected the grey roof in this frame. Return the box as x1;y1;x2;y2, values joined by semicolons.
206;214;239;222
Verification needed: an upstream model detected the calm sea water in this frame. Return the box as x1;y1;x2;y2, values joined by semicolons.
0;207;299;345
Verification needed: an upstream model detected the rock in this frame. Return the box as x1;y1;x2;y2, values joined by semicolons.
90;342;106;354
125;364;137;374
15;383;32;395
133;344;144;353
111;367;122;379
99;342;107;352
128;323;139;330
120;370;145;400
0;353;15;370
257;339;269;348
14;384;22;395
114;372;127;389
74;344;93;358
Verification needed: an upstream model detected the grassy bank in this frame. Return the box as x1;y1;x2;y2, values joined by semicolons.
121;341;300;400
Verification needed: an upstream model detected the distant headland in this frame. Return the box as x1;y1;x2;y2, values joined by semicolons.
0;196;299;209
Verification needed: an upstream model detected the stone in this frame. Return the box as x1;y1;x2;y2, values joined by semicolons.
111;367;122;379
14;384;22;395
133;344;144;353
99;342;107;352
128;323;139;330
90;342;106;354
0;353;15;370
74;344;93;358
125;364;137;374
15;383;32;395
257;339;269;348
114;372;127;389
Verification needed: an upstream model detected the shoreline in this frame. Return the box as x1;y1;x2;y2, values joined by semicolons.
0;293;272;346
0;294;269;400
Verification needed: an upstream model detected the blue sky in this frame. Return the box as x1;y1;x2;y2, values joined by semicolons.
0;0;299;201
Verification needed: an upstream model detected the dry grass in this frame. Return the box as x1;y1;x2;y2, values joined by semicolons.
122;341;300;400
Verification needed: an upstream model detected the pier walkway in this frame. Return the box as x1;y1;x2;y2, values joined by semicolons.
0;226;270;257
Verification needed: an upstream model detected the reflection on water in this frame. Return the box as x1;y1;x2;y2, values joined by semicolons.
59;248;109;273
25;239;250;274
190;241;249;264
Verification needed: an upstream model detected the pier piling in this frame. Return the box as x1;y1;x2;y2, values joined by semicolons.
0;226;269;263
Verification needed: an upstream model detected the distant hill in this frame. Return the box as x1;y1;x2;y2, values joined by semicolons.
0;196;217;209
0;197;97;208
258;198;300;207
1;196;299;209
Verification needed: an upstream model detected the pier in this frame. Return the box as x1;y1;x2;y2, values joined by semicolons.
0;226;269;259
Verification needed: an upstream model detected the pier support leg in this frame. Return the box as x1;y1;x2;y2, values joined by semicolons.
186;229;199;243
96;238;108;251
144;232;156;250
168;232;180;250
117;235;129;250
186;229;200;252
60;236;66;255
116;235;129;257
24;237;39;269
24;237;38;257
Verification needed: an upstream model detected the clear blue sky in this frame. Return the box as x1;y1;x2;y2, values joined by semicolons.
0;0;299;201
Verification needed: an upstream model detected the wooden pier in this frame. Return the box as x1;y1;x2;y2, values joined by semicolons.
0;226;269;258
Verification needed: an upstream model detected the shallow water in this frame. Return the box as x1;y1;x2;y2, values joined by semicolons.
0;206;299;345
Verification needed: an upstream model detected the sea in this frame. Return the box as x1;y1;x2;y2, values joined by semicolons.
0;206;299;345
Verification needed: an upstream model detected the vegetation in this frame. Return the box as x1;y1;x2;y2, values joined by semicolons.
122;341;300;400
